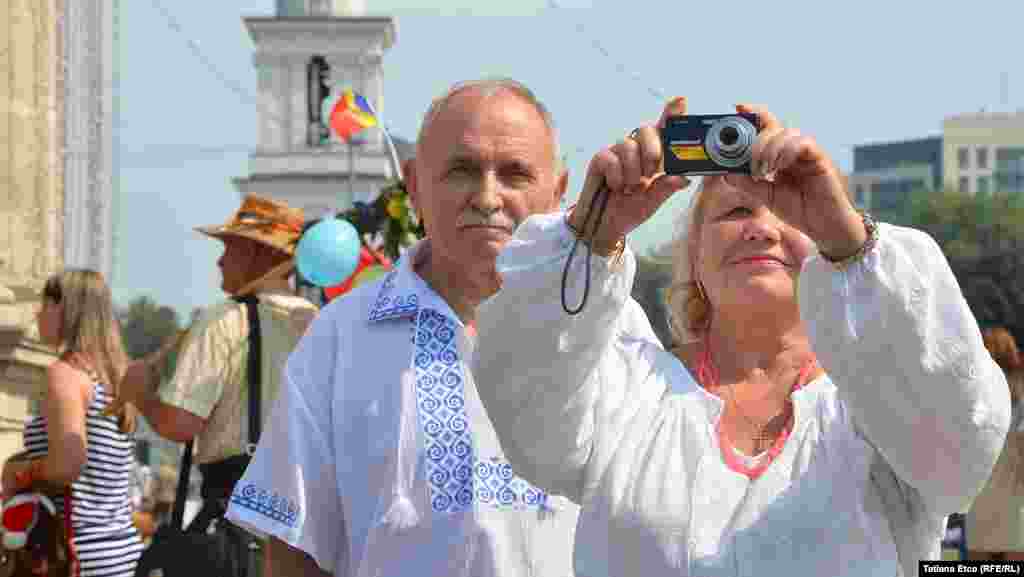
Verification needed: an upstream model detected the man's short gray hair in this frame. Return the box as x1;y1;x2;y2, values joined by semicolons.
416;78;563;172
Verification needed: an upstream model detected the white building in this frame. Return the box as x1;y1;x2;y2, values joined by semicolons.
233;0;412;222
943;111;1024;196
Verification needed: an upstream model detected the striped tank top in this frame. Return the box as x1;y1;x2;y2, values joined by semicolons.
23;380;144;577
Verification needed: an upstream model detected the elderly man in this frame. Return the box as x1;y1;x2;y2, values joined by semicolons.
122;194;318;576
224;79;581;577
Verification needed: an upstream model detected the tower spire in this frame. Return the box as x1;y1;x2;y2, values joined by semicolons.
276;0;366;17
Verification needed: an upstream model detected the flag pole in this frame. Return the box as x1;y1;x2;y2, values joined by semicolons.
348;140;356;199
380;125;403;186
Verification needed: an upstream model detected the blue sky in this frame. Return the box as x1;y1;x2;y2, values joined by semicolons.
113;0;1024;318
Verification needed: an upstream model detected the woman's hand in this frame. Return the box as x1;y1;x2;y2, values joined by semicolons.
2;460;23;499
119;331;182;407
738;104;866;259
568;97;691;255
2;459;40;500
118;360;156;407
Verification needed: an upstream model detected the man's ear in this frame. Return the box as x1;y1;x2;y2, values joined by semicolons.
402;158;417;212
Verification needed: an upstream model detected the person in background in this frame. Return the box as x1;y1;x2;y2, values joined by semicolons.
150;462;180;528
2;269;145;576
130;458;157;542
120;195;318;577
130;459;153;513
967;327;1024;561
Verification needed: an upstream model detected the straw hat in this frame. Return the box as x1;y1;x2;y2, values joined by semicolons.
195;195;305;256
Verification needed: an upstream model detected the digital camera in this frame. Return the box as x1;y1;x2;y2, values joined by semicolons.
661;113;761;175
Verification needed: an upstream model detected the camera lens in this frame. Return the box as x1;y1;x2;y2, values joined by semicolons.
720;126;739;147
706;116;757;169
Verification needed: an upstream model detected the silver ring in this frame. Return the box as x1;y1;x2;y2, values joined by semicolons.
627;128;641;141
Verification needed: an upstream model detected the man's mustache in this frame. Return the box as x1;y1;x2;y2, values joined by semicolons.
456;210;516;231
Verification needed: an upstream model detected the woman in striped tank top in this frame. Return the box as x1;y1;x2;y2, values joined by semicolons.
2;269;144;576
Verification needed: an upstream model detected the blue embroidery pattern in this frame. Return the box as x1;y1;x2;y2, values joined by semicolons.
414;308;476;514
368;270;419;322
230;482;299;528
366;265;553;514
412;307;551;514
473;456;549;511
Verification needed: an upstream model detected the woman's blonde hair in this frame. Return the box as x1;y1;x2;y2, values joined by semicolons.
665;177;717;345
43;269;135;433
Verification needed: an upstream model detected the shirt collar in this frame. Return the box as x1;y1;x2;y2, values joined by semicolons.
366;240;462;326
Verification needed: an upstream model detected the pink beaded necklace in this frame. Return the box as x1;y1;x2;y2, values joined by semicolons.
696;339;818;479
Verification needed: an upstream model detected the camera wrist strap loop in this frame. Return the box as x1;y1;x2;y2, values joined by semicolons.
561;182;611;315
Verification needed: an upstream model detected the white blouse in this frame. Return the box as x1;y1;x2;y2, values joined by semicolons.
472;213;1011;577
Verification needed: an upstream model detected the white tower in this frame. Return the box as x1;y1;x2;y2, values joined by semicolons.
234;1;408;221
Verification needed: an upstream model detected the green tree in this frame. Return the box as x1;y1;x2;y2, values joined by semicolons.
883;189;1024;260
880;189;1024;342
950;250;1024;343
632;251;675;349
117;296;181;359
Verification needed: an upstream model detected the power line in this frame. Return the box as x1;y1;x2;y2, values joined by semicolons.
120;144;255;165
147;0;290;132
545;0;666;103
148;0;259;111
138;0;298;161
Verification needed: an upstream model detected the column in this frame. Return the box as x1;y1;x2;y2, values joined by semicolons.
63;0;93;275
277;54;293;152
1;0;12;270
96;0;114;281
290;57;307;151
356;56;380;151
35;0;63;279
254;54;286;152
9;0;40;278
366;53;385;152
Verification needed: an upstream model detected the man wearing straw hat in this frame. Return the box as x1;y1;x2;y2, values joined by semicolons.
121;194;318;575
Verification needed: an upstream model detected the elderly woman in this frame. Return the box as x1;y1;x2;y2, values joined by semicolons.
471;97;1010;576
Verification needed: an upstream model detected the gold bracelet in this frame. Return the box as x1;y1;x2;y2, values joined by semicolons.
820;211;879;272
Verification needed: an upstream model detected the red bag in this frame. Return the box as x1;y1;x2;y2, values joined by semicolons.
0;492;74;577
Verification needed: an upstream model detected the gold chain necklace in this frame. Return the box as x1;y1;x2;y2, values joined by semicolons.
716;384;793;454
698;342;811;455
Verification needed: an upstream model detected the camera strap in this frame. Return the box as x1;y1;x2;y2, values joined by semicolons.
561;182;612;315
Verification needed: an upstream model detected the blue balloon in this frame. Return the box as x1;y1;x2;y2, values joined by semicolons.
296;218;362;287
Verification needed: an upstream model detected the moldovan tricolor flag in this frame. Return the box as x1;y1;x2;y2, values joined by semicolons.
323;88;378;142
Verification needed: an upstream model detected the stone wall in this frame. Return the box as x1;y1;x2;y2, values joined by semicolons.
0;0;65;461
